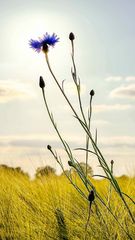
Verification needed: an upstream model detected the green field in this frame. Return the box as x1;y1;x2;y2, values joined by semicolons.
0;167;134;240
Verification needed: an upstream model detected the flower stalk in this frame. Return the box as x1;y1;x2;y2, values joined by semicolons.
30;32;135;239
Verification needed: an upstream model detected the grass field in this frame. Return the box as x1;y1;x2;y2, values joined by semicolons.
0;167;134;240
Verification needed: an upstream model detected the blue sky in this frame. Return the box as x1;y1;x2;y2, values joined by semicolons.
0;0;135;176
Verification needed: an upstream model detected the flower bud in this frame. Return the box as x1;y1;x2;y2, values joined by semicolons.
39;76;45;88
111;160;114;165
68;161;74;167
90;89;95;96
69;32;75;41
88;190;95;202
47;145;52;151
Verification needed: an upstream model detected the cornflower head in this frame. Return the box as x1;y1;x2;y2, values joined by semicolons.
29;32;59;53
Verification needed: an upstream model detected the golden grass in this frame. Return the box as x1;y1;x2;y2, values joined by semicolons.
0;168;134;240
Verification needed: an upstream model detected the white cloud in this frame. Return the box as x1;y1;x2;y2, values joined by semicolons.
93;104;132;112
99;136;135;148
1;133;135;150
125;76;135;82
105;75;135;83
0;133;85;149
110;84;135;99
105;76;123;82
0;80;36;103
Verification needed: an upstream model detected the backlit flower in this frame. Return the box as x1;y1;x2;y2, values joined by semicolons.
29;33;59;53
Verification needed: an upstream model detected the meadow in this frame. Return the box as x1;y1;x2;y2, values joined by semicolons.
0;167;134;240
0;32;134;240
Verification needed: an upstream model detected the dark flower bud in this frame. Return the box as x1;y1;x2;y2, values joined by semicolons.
90;89;95;96
47;145;52;151
68;161;74;167
42;43;49;53
111;160;114;165
88;190;95;202
69;32;75;41
39;76;45;89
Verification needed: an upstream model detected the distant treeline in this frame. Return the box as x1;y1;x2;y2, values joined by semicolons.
0;164;130;179
0;162;93;178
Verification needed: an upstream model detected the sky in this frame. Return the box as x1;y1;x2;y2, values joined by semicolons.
0;0;135;177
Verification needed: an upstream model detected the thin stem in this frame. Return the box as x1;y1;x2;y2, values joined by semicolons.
41;88;70;157
70;40;91;181
85;95;92;179
70;40;87;126
84;202;92;240
45;53;80;121
107;161;114;207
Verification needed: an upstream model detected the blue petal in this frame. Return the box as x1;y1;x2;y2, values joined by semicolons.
41;33;59;46
29;33;59;53
29;39;42;52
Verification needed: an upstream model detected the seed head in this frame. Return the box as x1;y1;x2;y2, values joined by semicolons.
39;76;45;88
69;32;75;41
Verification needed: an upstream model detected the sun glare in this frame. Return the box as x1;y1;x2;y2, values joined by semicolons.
4;12;73;74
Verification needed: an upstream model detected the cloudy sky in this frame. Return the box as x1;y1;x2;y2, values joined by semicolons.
0;0;135;177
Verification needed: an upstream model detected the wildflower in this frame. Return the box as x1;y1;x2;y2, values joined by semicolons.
39;76;45;89
29;33;59;53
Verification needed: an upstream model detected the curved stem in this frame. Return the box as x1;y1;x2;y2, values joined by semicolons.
45;53;81;121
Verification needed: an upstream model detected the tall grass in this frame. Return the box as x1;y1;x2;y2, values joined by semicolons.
0;168;134;239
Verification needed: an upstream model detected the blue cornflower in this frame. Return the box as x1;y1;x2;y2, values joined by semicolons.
29;33;59;53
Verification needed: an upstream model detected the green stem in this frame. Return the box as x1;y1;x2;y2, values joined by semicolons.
45;53;80;121
84;202;92;240
85;95;92;179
